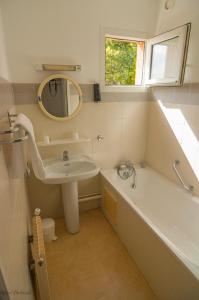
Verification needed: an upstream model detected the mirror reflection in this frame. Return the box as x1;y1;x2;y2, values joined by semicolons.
38;76;82;120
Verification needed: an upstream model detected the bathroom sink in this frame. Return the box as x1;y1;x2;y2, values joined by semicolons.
42;155;100;184
41;154;100;234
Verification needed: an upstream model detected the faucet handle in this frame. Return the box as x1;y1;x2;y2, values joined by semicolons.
125;160;134;167
63;150;69;161
97;135;104;142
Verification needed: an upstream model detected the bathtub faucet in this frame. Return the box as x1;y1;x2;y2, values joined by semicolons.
117;161;136;189
131;167;136;189
127;161;136;189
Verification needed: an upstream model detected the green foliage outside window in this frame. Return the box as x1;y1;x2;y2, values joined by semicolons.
105;37;137;86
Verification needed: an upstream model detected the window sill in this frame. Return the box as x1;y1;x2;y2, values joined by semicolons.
101;85;148;93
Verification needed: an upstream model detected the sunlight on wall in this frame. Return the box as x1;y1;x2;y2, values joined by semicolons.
158;100;199;181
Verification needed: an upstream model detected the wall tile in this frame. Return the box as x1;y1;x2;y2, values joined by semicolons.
13;82;149;104
145;101;199;196
16;100;148;217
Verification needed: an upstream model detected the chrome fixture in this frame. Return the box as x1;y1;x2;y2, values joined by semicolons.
0;132;29;144
97;134;104;142
0;126;29;145
131;168;136;189
0;111;18;126
7;112;18;126
117;161;136;189
63;150;69;161
172;160;194;192
0;112;28;145
0;127;19;134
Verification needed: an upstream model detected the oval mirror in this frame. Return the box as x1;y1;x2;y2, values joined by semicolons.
37;74;82;121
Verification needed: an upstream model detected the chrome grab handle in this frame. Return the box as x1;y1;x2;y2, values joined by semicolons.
172;160;194;192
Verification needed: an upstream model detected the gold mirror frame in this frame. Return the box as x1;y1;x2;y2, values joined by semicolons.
37;74;83;121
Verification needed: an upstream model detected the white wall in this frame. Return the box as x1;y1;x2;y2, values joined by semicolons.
145;0;199;196
0;0;160;218
0;6;9;80
0;5;34;298
0;0;159;83
18;100;149;217
156;0;199;83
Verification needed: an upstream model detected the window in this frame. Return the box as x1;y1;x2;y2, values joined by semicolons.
145;23;191;85
103;24;190;89
105;36;145;87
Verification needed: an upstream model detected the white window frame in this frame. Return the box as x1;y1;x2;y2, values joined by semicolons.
100;24;191;91
145;23;191;86
100;27;148;93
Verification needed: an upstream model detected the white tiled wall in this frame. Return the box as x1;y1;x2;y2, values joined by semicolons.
17;100;148;217
146;86;199;196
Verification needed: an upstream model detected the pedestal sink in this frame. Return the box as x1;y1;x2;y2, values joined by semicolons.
13;113;99;234
42;155;100;234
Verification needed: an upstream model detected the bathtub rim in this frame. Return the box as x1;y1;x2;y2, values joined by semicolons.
100;167;199;282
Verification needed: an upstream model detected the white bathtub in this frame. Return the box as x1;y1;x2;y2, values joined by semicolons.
101;166;199;300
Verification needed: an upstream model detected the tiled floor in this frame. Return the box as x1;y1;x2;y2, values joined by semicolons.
45;209;158;300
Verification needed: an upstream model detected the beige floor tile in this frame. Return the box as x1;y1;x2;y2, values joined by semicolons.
45;209;158;300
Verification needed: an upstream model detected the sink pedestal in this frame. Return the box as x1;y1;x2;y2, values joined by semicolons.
61;181;79;234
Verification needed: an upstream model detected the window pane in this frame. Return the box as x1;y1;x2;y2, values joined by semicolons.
150;36;180;80
105;37;143;86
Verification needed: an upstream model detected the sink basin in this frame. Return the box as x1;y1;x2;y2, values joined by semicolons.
42;155;99;184
42;155;100;234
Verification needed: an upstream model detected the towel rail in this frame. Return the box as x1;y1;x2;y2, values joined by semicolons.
0;127;19;134
0;132;29;144
0;117;29;144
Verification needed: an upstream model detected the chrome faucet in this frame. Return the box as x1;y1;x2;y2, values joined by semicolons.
117;160;136;189
126;161;136;189
63;150;69;161
131;167;136;189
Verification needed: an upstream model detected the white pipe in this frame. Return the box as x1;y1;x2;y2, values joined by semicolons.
78;193;102;203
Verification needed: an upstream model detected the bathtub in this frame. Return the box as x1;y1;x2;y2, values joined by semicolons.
101;166;199;300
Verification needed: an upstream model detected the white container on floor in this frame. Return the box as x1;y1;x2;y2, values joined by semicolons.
42;218;57;242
